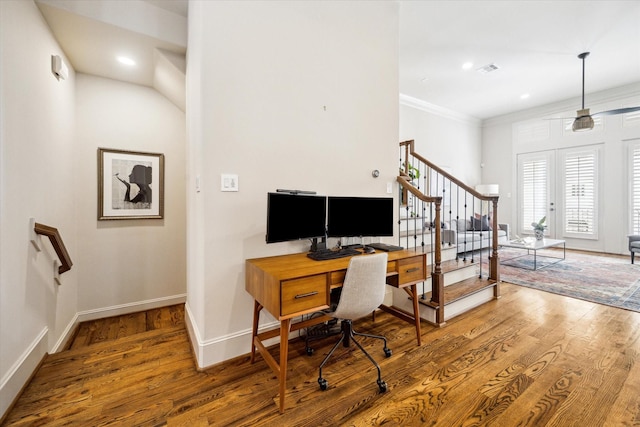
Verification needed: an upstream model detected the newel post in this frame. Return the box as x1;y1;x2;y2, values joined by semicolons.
431;198;445;324
490;199;500;298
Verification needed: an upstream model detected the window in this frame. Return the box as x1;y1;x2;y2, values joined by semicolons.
631;141;640;234
561;147;599;239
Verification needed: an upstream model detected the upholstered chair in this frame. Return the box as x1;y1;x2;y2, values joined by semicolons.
629;235;640;264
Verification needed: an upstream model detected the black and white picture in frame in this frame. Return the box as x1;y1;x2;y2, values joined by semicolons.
98;148;164;220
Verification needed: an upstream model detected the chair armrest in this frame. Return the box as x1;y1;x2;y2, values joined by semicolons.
498;223;510;240
629;235;640;250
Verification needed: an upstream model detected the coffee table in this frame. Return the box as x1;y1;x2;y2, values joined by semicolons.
500;238;566;270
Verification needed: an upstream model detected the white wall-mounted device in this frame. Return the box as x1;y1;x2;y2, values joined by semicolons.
51;55;68;80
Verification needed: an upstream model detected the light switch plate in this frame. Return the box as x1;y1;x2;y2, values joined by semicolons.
221;174;239;192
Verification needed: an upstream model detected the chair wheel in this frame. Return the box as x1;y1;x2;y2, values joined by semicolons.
306;347;314;356
377;379;387;393
318;377;328;391
384;348;392;357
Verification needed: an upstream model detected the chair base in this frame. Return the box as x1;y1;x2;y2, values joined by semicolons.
317;319;391;393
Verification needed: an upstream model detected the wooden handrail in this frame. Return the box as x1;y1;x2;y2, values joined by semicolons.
34;222;72;274
401;139;499;203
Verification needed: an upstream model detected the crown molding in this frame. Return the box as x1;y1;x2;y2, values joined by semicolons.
399;93;482;126
483;82;640;128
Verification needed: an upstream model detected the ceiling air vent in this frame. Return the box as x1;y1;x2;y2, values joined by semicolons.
476;63;499;73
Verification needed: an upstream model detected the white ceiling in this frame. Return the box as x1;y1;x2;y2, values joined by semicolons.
400;1;640;119
36;1;640;120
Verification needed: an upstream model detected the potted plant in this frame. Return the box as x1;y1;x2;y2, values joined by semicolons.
401;162;420;182
531;216;546;240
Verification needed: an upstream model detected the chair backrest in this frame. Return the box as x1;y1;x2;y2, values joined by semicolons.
332;253;388;320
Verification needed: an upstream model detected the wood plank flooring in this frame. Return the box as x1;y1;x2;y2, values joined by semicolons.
4;283;640;426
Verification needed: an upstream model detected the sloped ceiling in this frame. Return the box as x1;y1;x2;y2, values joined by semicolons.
36;0;186;111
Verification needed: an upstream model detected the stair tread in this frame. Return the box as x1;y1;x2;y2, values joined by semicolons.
420;276;497;307
45;325;186;362
429;258;477;275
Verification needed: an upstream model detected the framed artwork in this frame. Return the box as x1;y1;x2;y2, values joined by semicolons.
98;148;164;220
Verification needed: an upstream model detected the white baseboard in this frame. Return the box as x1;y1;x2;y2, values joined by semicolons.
0;328;48;419
76;294;187;323
184;302;282;370
51;312;79;353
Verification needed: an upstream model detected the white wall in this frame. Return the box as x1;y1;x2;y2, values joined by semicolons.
399;100;483;185
482;84;640;254
0;0;78;415
186;1;400;368
75;74;187;317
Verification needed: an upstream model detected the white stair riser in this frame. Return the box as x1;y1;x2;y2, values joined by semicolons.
391;284;496;324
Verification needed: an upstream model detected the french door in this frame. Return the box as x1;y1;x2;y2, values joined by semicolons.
517;151;556;238
517;146;600;241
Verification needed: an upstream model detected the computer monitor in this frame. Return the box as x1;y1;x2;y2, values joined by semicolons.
327;196;394;238
265;192;327;244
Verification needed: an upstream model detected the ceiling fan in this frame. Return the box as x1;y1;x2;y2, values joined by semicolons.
563;52;640;132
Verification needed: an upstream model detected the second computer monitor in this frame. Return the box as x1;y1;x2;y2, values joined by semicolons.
327;196;393;238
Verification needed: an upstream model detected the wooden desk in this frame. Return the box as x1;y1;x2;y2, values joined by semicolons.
245;249;426;413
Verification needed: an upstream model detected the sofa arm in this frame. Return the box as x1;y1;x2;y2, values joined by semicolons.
498;223;510;240
442;229;457;245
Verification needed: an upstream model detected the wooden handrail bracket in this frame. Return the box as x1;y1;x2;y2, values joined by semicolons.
33;221;73;275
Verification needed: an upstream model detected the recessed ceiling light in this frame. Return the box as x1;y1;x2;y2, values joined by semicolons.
420;76;429;83
117;56;136;66
462;62;474;70
520;93;530;100
476;63;500;73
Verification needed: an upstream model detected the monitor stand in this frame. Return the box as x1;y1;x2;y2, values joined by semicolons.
342;236;364;249
309;237;327;252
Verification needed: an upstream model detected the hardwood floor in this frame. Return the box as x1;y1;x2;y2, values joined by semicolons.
3;284;640;426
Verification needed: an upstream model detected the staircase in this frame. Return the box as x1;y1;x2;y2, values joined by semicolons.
393;140;501;327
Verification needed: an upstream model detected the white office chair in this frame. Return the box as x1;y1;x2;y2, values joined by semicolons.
317;252;391;393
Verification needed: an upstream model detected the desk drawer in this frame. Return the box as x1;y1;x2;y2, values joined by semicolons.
330;270;346;288
398;256;425;284
281;274;327;316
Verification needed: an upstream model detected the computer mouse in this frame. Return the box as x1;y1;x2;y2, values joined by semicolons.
364;246;375;254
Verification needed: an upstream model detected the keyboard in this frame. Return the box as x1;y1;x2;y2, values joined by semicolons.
367;243;404;252
307;247;361;261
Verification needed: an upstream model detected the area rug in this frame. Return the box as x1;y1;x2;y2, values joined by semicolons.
496;249;640;312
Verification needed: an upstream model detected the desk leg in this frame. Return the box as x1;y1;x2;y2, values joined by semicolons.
409;284;422;346
250;301;263;364
279;318;291;414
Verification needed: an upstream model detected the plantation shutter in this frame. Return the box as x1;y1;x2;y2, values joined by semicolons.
563;148;598;237
520;156;548;234
633;142;640;234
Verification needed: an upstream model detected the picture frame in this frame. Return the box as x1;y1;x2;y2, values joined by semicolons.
98;148;164;220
